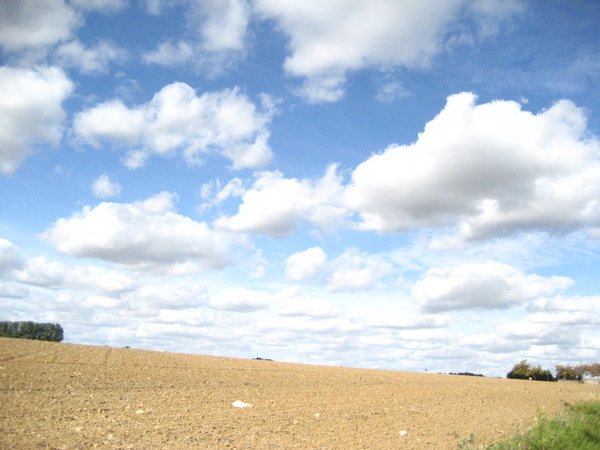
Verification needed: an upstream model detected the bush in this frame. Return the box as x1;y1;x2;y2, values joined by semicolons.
485;400;600;449
0;321;63;342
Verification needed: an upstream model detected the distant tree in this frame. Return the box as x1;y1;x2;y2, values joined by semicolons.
507;360;531;380
507;360;554;381
556;363;600;380
0;321;63;342
556;364;583;381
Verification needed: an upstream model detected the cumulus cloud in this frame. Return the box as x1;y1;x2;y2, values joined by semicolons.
326;248;392;292
143;0;250;75
209;287;272;312
54;39;127;74
274;287;338;318
0;238;22;275
83;294;122;309
42;192;232;271
0;0;81;52
191;0;250;53
412;261;573;312
92;173;121;198
0;281;29;299
143;40;195;66
14;255;135;293
527;296;600;327
74;82;276;169
201;178;245;206
137;283;208;309
254;0;523;102
285;247;327;281
0;66;73;174
365;308;448;330
216;165;348;236
346;92;600;241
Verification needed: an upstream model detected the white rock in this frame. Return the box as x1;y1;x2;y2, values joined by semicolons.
232;400;253;408
399;430;408;437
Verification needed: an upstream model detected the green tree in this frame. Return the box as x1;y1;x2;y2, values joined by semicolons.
0;321;63;342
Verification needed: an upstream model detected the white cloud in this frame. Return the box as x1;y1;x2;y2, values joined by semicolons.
92;173;121;198
374;80;410;103
0;0;81;52
346;92;600;240
285;247;327;281
327;248;392;292
14;255;136;293
42;192;232;271
254;0;523;102
364;308;448;330
209;286;272;312
190;0;250;53
527;296;600;327
0;238;22;275
0;281;29;299
413;261;573;312
137;283;208;309
143;0;250;75
216;165;348;236
83;294;122;309
274;287;337;318
74;83;275;169
54;40;127;74
142;40;195;66
0;66;73;174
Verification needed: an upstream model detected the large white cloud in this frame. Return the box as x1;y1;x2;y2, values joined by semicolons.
254;0;524;102
346;92;600;241
0;0;81;52
413;261;573;312
42;192;232;271
74;82;275;169
0;66;73;174
216;165;347;236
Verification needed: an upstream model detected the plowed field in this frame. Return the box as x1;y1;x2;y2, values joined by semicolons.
1;338;598;449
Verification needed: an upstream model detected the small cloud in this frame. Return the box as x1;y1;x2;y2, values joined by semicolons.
286;247;327;281
92;173;121;198
374;81;410;103
54;39;127;75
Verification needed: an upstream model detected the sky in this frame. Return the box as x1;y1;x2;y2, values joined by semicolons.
1;0;599;377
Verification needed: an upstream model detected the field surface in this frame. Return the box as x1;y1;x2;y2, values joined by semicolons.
1;338;598;449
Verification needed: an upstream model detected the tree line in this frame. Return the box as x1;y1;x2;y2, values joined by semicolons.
0;321;64;342
507;360;600;382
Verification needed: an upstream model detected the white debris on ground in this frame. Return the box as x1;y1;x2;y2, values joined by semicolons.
232;400;253;408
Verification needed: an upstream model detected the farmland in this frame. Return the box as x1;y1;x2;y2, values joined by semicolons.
1;337;598;449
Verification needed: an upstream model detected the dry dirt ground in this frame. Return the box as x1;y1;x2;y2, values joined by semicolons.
1;338;598;449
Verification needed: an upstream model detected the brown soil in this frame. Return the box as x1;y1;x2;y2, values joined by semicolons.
1;338;598;449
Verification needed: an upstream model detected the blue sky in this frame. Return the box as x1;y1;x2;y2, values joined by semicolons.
1;0;599;376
